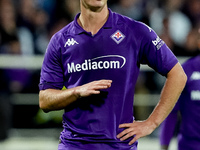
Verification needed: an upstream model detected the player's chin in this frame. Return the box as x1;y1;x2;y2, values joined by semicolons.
89;1;107;11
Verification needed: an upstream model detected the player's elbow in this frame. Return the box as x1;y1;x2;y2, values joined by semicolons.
176;68;187;93
168;63;187;87
181;71;187;86
177;68;187;88
175;68;187;91
39;90;50;113
39;102;50;113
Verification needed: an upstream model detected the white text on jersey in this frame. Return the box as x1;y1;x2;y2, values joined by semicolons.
190;71;200;80
191;90;200;101
152;36;165;50
67;55;126;73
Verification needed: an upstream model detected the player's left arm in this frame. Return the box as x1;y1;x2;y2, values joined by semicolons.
117;62;187;145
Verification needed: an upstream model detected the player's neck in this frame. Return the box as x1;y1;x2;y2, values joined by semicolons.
78;5;109;35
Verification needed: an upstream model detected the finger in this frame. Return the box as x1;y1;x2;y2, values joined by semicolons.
93;82;112;89
118;123;132;128
98;80;112;87
100;79;112;83
89;90;101;95
119;131;135;141
92;85;111;91
94;80;112;84
117;127;133;139
128;135;139;145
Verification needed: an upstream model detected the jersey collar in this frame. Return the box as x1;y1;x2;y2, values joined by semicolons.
73;8;113;35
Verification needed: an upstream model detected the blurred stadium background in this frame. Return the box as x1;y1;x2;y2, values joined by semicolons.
0;0;199;149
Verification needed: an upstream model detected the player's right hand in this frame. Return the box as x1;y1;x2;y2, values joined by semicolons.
73;80;112;98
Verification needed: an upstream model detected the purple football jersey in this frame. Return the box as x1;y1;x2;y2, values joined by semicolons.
160;55;200;150
39;9;178;149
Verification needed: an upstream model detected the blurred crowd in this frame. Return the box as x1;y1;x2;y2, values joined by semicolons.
0;0;200;141
0;0;199;56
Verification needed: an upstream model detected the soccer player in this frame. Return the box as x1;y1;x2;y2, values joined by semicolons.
160;28;200;150
39;0;187;149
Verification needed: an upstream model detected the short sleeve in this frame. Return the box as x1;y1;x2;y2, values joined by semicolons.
138;23;178;76
39;34;64;90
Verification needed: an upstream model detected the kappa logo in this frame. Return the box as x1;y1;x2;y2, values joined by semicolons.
64;38;79;47
111;30;125;44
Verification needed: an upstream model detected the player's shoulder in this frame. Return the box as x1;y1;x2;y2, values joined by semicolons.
45;21;75;53
112;11;152;33
52;22;74;40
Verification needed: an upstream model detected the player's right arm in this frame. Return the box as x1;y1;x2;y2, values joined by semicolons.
39;33;112;113
39;80;112;112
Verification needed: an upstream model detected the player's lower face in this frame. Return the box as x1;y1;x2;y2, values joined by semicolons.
81;0;108;11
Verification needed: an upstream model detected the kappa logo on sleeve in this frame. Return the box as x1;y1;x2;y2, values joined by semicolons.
64;38;79;47
111;30;125;44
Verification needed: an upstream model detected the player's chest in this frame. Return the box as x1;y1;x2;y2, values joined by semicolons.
62;30;138;64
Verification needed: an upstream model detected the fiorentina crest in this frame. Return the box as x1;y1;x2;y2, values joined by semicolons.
111;30;125;44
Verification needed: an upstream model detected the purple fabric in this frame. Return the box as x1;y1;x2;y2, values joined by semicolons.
40;9;178;149
159;108;178;146
58;140;137;150
5;69;31;86
160;55;200;150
